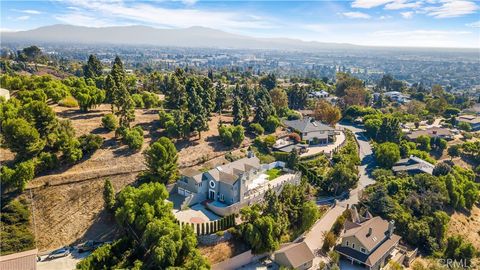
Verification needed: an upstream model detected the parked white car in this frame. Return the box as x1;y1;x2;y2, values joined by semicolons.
45;247;71;260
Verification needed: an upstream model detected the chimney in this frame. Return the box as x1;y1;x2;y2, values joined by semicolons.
367;227;372;237
247;150;255;158
388;220;395;237
350;205;360;224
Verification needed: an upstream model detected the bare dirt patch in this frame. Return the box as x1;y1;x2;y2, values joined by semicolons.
14;105;273;251
447;205;480;251
199;239;249;265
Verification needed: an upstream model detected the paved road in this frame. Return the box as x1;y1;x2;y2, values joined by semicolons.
214;122;376;270
303;122;376;268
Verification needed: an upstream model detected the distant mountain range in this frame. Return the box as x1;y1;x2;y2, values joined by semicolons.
1;24;359;51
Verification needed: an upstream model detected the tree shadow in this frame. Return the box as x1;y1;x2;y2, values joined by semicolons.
205;135;231;152
112;146;138;157
70;209;122;258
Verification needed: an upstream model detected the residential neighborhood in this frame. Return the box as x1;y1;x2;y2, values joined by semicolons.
1;1;480;270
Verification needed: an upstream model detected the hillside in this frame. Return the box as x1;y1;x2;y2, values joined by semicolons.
1;24;357;50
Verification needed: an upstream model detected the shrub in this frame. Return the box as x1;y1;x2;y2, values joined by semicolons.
79;134;104;154
131;94;144;108
374;142;401;169
322;231;336;252
37;152;59;173
458;122;472;132
219;125;244;147
249;123;264;135
264;115;280;133
142;92;160;109
102;114;118;131
123;127;144;151
58;96;78;107
263;135;277;148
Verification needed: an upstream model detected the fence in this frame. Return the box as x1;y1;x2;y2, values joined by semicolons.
177;214;236;236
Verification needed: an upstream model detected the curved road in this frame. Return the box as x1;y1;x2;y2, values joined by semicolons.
304;122;376;267
213;122;376;270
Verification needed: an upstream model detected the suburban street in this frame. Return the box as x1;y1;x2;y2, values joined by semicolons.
303;122;376;268
214;122;377;270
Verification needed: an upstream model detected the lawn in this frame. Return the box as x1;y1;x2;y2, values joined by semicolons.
266;168;283;180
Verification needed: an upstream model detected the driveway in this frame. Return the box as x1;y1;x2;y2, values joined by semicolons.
37;250;91;270
304;122;376;265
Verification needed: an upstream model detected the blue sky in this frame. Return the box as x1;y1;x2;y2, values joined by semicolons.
1;0;479;48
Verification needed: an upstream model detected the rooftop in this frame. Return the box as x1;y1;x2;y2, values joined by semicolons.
283;117;335;133
274;242;314;268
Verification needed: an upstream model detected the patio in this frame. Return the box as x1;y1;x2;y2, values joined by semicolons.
173;203;221;224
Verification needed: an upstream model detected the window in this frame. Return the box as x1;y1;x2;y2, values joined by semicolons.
361;248;366;253
346;241;349;246
220;194;224;201
352;244;355;249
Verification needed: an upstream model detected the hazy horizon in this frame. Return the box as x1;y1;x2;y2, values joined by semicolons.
1;0;479;49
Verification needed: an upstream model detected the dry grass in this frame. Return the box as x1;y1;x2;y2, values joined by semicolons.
5;104;280;251
199;239;249;265
446;205;480;251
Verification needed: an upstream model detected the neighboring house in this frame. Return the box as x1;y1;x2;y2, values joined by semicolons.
176;152;301;216
0;249;37;270
404;127;453;141
0;88;10;100
384;91;410;104
462;103;480;116
457;114;480;131
309;90;329;99
273;242;314;270
392;155;434;175
283;117;336;145
336;208;402;270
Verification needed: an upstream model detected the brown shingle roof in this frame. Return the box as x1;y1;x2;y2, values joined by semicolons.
343;217;390;251
275;242;314;268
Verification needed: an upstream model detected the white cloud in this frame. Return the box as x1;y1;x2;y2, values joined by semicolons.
55;0;276;31
401;11;414;18
466;20;480;28
16;16;30;21
426;0;479;18
341;12;372;19
352;0;394;9
385;1;422;10
12;9;42;14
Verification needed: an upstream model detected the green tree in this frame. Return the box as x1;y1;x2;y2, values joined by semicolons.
122;127;144;151
287;84;308;109
447;144;461;160
416;135;431;152
374;143;401;168
102;113;118;131
83;54;103;79
269;88;288;115
143;137;179;184
300;201;319;232
186;77;209;138
214;83;227;114
1;118;45;159
259;73;277;91
232;96;243;126
103;179;115;211
242;216;280;254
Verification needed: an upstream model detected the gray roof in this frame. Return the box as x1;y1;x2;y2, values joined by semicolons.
206;156;260;185
406;127;452;140
283;117;335;133
392;155;434;175
180;168;203;183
